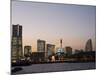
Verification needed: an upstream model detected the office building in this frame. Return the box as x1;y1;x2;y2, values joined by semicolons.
37;39;45;52
37;39;46;60
11;24;23;61
31;52;45;63
24;46;32;56
65;46;72;56
47;44;55;57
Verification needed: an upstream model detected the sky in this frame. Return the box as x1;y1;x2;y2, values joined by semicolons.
12;1;96;52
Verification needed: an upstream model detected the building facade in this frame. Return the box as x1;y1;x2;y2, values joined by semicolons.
37;39;45;52
47;44;55;57
65;46;72;56
11;24;23;61
24;46;32;56
31;52;45;63
37;39;46;60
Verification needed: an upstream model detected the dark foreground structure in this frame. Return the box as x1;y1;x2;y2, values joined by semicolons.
12;62;95;74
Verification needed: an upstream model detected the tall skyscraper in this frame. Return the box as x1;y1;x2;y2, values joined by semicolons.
65;46;72;55
24;46;32;56
85;39;93;52
11;24;23;61
47;44;55;57
37;39;45;52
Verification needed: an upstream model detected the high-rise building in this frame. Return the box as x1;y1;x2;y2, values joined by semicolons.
85;39;93;52
47;44;55;57
65;46;72;56
11;24;23;61
24;46;32;56
37;39;46;60
37;39;45;52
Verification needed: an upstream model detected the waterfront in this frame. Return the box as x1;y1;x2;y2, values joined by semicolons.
11;1;96;75
12;62;95;74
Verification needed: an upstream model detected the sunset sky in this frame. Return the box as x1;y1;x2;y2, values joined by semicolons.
12;1;96;52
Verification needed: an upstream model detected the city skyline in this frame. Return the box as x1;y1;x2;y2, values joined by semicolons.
12;1;96;52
